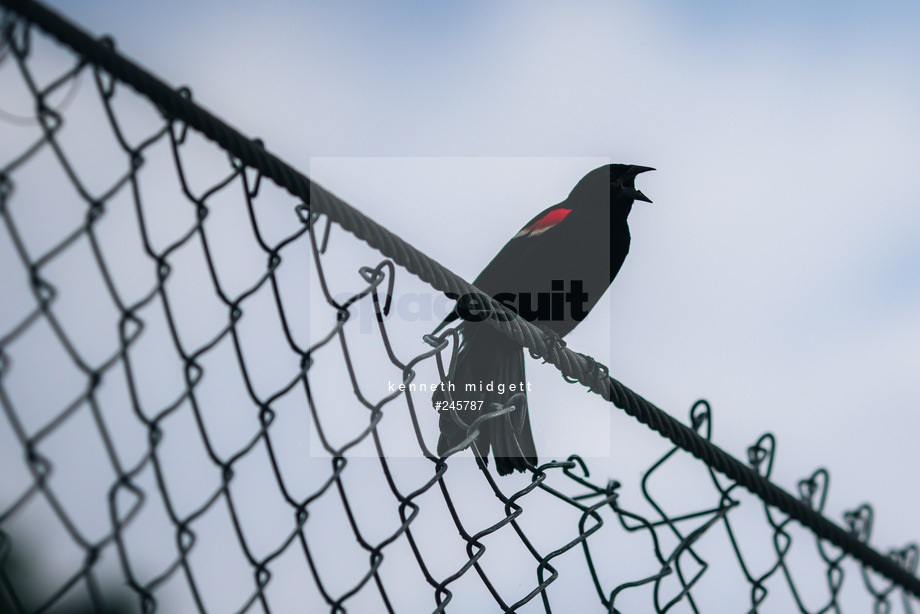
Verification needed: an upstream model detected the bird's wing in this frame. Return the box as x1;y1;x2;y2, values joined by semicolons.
431;203;574;335
472;202;573;294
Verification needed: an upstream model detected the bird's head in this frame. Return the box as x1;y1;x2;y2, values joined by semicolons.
569;164;654;212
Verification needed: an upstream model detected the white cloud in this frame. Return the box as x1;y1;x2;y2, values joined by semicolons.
11;0;920;608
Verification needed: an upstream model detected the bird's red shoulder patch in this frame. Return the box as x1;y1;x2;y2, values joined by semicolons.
513;208;572;238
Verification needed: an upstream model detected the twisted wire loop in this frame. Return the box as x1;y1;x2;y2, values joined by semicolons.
0;1;918;613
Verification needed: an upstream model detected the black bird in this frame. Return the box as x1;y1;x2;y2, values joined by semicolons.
432;164;654;475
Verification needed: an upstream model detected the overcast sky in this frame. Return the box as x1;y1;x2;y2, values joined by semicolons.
7;0;920;610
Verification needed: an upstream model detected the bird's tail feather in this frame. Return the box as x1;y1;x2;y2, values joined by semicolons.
433;324;536;475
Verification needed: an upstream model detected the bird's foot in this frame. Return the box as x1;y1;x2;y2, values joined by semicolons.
529;325;566;362
563;352;610;387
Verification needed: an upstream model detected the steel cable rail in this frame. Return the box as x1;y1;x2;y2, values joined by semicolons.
2;0;917;598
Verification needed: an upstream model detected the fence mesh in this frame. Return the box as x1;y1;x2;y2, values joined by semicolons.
1;2;919;612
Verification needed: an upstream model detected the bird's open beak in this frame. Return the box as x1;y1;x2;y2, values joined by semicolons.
627;166;655;203
632;190;652;203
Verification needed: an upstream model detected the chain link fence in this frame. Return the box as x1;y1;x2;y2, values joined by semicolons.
1;1;918;612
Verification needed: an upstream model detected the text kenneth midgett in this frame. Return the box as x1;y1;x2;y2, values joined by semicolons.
388;380;533;395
